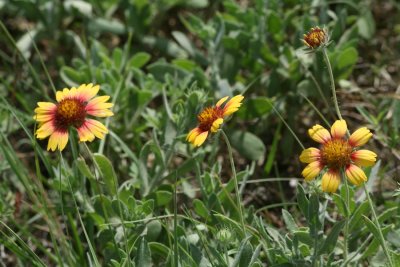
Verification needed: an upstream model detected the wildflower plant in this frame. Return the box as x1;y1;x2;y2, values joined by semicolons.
34;84;113;151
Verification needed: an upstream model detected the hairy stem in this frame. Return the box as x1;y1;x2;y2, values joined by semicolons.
322;47;343;121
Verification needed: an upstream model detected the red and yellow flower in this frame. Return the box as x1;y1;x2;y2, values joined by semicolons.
299;120;377;193
186;95;244;147
34;83;113;151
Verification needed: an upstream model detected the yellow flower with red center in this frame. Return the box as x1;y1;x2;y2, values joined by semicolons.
34;83;113;151
187;95;244;147
303;26;328;49
299;120;377;193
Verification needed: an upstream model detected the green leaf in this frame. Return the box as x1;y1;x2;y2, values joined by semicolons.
148;242;171;259
296;184;309;221
147;61;189;82
282;209;297;233
248;244;262;266
64;0;92;16
267;11;282;35
387;230;400;248
238;243;253;267
172;31;195;55
229;130;266;161
362;215;381;242
332;193;349;217
337;47;358;70
182;180;196;198
357;11;375;39
75;157;95;180
335;47;358;79
154;191;173;207
293;230;314;246
308;194;320;236
231;237;252;267
349;201;370;231
193;199;209;219
60;66;82;86
93;153;117;196
361;225;392;259
318;220;346;255
184;0;208;8
129;52;151;69
149;242;170;258
146;220;162;242
89;18;126;34
135;237;151;266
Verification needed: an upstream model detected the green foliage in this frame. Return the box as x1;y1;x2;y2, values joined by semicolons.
1;0;399;266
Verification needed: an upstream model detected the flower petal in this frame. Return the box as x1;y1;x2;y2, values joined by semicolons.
86;96;114;117
331;120;347;139
77;123;95;142
56;89;67;102
187;127;202;143
223;95;244;116
194;131;208;147
37;102;56;109
84;119;108;139
348;127;372;147
299;147;321;163
345;164;367;186
301;161;324;181
36;121;55;139
211;118;224;133
47;131;69;151
308;124;331;144
216;96;229;107
34;102;56;116
351;150;377;167
87;96;111;105
77;83;100;102
86;108;114;117
321;170;341;193
34;114;54;122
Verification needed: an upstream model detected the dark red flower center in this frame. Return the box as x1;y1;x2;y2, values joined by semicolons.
55;98;86;130
197;106;224;131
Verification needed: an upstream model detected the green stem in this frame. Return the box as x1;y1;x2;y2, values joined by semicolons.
322;47;343;121
363;185;393;267
342;175;350;261
220;130;246;236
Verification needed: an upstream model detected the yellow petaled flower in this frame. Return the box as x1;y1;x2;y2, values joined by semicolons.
186;95;244;147
303;26;328;49
299;120;377;193
34;83;113;151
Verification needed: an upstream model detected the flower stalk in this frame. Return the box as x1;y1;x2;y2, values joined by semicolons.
221;130;246;235
322;47;343;121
